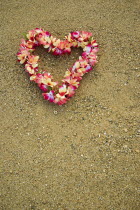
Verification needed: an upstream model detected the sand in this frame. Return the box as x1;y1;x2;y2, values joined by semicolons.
1;0;140;209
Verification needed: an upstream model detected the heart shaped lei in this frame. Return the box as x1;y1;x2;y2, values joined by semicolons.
17;28;99;105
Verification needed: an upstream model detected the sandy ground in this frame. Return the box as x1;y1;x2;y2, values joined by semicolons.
0;0;140;209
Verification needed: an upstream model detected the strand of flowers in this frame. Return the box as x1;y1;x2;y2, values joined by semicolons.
17;28;99;105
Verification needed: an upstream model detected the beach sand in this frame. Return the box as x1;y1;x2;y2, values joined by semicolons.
1;0;140;209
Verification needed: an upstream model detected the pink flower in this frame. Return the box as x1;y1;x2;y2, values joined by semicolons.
52;48;63;56
45;31;51;36
63;77;79;89
26;30;36;42
38;33;51;46
88;51;97;66
90;48;99;54
72;72;82;81
71;31;80;39
89;59;97;66
66;85;75;98
79;58;88;68
25;64;38;74
17;49;29;64
84;45;92;54
63;48;71;54
41;77;58;87
63;40;72;54
77;68;86;76
31;73;57;87
38;83;48;92
43;90;54;102
91;40;98;48
71;61;80;72
54;94;68;105
27;55;39;65
85;65;92;72
59;84;67;96
81;31;92;40
20;39;35;50
82;52;88;59
27;28;43;42
34;28;44;34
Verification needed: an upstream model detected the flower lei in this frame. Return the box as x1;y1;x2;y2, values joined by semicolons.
17;28;99;105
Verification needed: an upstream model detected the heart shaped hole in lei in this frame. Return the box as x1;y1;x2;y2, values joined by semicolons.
17;28;99;105
34;46;83;85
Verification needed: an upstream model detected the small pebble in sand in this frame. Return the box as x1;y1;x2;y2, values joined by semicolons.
53;110;58;115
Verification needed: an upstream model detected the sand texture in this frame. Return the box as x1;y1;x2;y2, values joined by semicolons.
1;0;140;209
